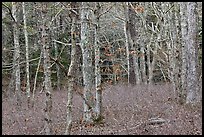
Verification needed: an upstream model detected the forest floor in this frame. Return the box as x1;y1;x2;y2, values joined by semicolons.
2;83;202;135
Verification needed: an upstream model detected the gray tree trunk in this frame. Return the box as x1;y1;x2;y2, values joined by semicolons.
146;33;153;84
40;3;52;135
166;2;178;99
51;19;60;91
81;2;94;123
186;2;198;104
130;3;142;85
124;2;130;84
139;39;147;84
94;2;103;120
12;2;21;105
22;2;31;107
179;2;188;103
139;3;148;84
65;6;78;134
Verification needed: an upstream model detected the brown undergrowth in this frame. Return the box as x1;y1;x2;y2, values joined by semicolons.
2;84;202;135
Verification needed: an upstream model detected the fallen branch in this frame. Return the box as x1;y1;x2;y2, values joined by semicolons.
147;117;166;125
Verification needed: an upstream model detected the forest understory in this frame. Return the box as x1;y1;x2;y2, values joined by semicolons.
2;84;202;135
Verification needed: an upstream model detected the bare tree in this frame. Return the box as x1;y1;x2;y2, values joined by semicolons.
164;2;180;100
128;2;142;85
12;2;21;105
138;2;148;84
22;2;31;108
179;2;188;103
94;2;103;120
186;2;199;104
81;2;95;123
123;2;130;84
65;2;78;135
40;3;53;135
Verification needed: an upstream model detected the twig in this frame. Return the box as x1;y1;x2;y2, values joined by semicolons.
98;3;114;18
147;117;166;125
2;57;41;70
2;2;17;23
49;55;68;76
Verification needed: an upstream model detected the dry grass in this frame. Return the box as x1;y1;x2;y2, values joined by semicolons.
2;84;202;135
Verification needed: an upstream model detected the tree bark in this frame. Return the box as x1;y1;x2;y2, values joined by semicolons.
12;2;21;105
81;2;94;123
165;2;178;99
128;2;141;85
94;2;103;120
65;2;78;135
124;2;130;84
40;3;52;135
179;2;188;103
139;3;148;84
22;2;31;108
186;2;198;104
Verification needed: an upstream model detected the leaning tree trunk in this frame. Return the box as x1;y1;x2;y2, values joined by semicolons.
12;2;21;105
186;2;198;104
81;2;95;123
94;2;103;120
22;2;31;108
40;3;52;135
65;2;78;135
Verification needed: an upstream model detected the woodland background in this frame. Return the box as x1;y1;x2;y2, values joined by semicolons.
2;2;202;135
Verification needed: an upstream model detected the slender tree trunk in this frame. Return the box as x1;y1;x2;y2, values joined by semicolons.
51;19;60;91
186;2;198;104
124;2;130;84
147;22;157;85
170;3;184;103
40;3;52;134
81;2;94;123
140;39;147;84
12;2;21;105
65;7;78;134
139;3;148;84
22;2;31;108
94;2;103;120
166;2;178;99
179;2;187;102
55;43;60;91
146;34;153;84
32;51;43;107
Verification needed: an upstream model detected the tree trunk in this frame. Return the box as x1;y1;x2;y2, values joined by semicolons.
65;5;78;133
179;3;188;103
94;2;103;120
128;2;141;85
12;2;21;105
22;2;31;108
51;18;60;91
81;2;94;123
40;3;52;135
124;2;130;84
146;33;153;84
139;3;148;84
186;2;198;104
165;2;178;99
